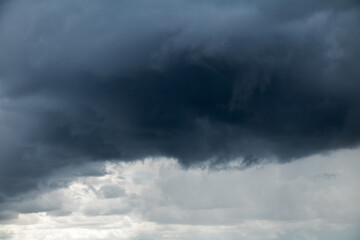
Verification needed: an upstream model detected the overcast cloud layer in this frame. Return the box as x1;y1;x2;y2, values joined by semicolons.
0;0;360;199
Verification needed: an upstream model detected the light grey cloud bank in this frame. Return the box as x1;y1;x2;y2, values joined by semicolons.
1;149;360;240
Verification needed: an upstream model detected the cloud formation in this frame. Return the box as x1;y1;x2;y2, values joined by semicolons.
0;0;359;198
1;150;360;240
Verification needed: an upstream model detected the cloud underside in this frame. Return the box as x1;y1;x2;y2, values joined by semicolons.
0;0;359;197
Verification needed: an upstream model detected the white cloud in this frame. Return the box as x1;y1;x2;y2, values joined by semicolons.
1;149;360;240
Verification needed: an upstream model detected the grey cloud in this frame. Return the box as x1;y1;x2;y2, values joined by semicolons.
0;211;18;222
0;0;359;198
2;153;360;238
99;185;126;199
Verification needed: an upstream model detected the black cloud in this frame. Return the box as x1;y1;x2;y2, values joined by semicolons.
0;0;359;198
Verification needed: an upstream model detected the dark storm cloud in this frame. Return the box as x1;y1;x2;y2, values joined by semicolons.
0;0;359;198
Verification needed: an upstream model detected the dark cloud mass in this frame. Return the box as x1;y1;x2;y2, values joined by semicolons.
0;0;359;198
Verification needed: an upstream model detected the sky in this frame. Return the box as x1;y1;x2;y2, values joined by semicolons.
0;0;359;239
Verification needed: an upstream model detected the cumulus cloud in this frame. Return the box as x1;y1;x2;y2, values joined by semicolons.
0;0;359;198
